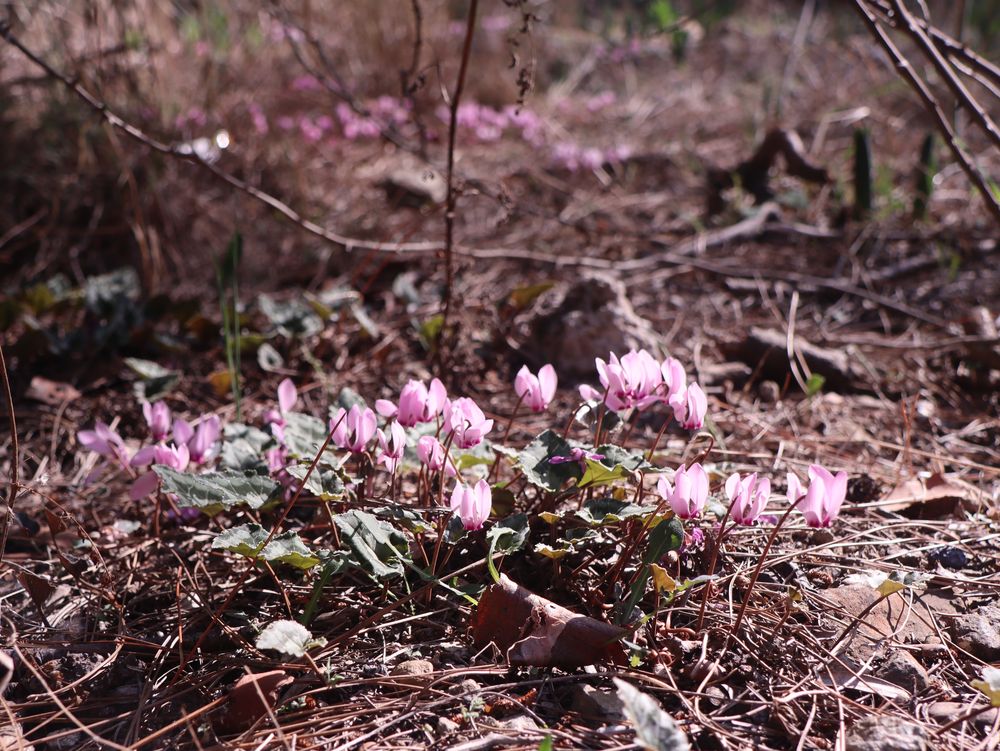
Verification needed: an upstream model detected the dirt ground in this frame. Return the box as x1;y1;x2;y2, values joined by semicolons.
1;1;999;749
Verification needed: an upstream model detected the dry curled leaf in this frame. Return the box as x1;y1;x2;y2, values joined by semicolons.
883;473;981;517
219;670;293;732
472;574;627;668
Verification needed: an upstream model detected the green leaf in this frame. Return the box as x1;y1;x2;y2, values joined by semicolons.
805;373;825;397
259;294;324;338
577;497;654;525
536;736;554;751
534;543;570;560
507;282;554;311
453;440;495;470
515;430;583;492
383;507;435;535
581;444;654;488
256;620;315;657
613;678;690;751
212;523;320;569
641;517;685;565
333;510;409;578
485;513;530;582
84;268;140;315
416;314;443;351
154;466;279;513
125;357;179;401
972;666;1000;707
282;412;339;463
220;422;273;471
285;464;346;500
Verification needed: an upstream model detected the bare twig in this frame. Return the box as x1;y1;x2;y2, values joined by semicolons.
0;342;16;571
888;0;1000;146
851;1;1000;225
0;22;440;256
439;0;480;366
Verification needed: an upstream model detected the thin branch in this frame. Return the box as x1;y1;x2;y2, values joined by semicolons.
0;22;440;256
0;342;17;571
870;0;1000;86
851;2;1000;226
439;0;480;363
889;0;1000;146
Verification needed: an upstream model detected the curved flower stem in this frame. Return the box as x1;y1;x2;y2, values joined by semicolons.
436;430;458;510
722;494;806;655
171;408;348;683
488;394;523;483
695;503;735;631
645;413;673;462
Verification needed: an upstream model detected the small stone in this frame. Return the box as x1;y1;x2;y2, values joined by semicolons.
950;611;1000;661
498;714;539;731
457;678;481;694
379;168;447;206
845;716;928;751
810;528;836;545
882;651;930;694
570;684;626;722
927;546;967;570
390;659;434;677
757;380;781;403
436;717;460;734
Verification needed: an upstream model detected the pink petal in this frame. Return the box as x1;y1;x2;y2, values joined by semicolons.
278;378;298;414
538;364;557;404
375;399;398;418
130;471;160;500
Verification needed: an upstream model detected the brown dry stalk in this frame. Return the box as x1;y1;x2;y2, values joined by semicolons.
0;342;17;571
438;0;480;368
851;1;1000;225
0;22;440;257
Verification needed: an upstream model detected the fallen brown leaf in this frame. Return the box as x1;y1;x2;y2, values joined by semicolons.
883;474;982;517
26;376;81;406
218;669;293;732
472;574;627;668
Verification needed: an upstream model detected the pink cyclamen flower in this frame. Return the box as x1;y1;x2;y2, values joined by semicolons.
266;378;298;442
514;364;557;412
77;422;127;465
142;401;171;442
265;446;288;473
416;435;457;476
171;416;220;464
788;465;848;528
130;443;190;500
376;421;407;473
661;357;687;403
188;416;221;464
443;397;493;449
550;447;605;471
674;383;708;430
657;463;709;520
376;378;447;428
580;349;663;412
725;472;771;525
450;479;492;530
330;405;377;453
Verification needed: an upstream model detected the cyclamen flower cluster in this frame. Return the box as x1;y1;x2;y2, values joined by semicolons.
656;462;847;528
550;142;632;173
435;102;545;146
580;349;708;430
374;377;495;529
78;401;222;501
